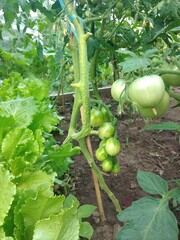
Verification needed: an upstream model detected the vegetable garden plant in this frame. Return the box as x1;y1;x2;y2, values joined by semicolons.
0;0;180;239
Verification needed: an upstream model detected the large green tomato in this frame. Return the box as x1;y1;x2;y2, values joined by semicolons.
105;137;121;156
90;108;104;127
111;79;126;102
161;65;180;86
128;75;165;108
138;91;170;119
98;122;115;139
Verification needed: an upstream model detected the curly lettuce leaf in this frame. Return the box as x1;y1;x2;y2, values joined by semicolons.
0;98;37;128
1;128;42;175
0;165;16;226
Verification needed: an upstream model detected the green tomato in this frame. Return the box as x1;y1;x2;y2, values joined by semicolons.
95;146;108;162
112;162;121;174
128;75;165;108
98;122;115;139
116;2;123;10
161;65;180;86
105;137;121;156
90;108;104;127
101;107;110;122
111;79;126;102
102;159;113;172
138;91;170;119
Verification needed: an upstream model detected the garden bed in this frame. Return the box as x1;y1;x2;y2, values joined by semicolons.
55;88;180;240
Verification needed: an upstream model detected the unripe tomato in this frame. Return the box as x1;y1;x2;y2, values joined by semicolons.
90;108;104;127
111;79;126;102
161;65;180;86
102;159;113;172
112;162;121;174
95;146;108;162
101;107;110;122
128;75;165;108
105;137;121;156
98;122;115;139
138;91;170;119
116;2;123;10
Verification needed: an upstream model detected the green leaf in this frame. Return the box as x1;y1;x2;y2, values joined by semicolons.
63;194;79;209
16;170;54;195
21;193;65;239
0;165;16;226
142;122;180;131
30;110;59;133
0;227;14;239
170;188;180;202
47;144;79;176
36;42;44;61
1;128;41;175
0;98;37;128
118;57;150;73
137;170;169;195
32;206;79;240
117;196;178;240
78;205;96;218
79;222;94;240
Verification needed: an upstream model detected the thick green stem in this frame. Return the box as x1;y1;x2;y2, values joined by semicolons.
79;138;122;213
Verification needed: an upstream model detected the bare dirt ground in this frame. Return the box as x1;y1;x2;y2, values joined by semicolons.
56;88;180;240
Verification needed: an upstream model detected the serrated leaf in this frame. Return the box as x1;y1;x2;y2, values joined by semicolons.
30;110;59;133
137;171;168;195
21;193;65;239
78;205;96;218
143;122;180;131
33;206;79;240
0;165;16;226
0;98;37;128
119;57;150;73
1;128;40;175
116;49;137;57
117;196;178;240
16;170;53;195
0;227;13;239
47;144;79;176
79;222;94;240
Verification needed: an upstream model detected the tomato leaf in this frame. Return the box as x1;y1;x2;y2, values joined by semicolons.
137;170;169;195
117;196;178;240
142;121;180;131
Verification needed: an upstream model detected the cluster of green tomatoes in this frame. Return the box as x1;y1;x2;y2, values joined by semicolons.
111;73;178;118
90;107;121;174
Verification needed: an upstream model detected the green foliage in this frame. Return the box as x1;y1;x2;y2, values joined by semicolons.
143;121;180;131
117;171;180;240
0;73;94;239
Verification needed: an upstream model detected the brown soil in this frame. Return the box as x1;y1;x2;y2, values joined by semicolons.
55;88;180;240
